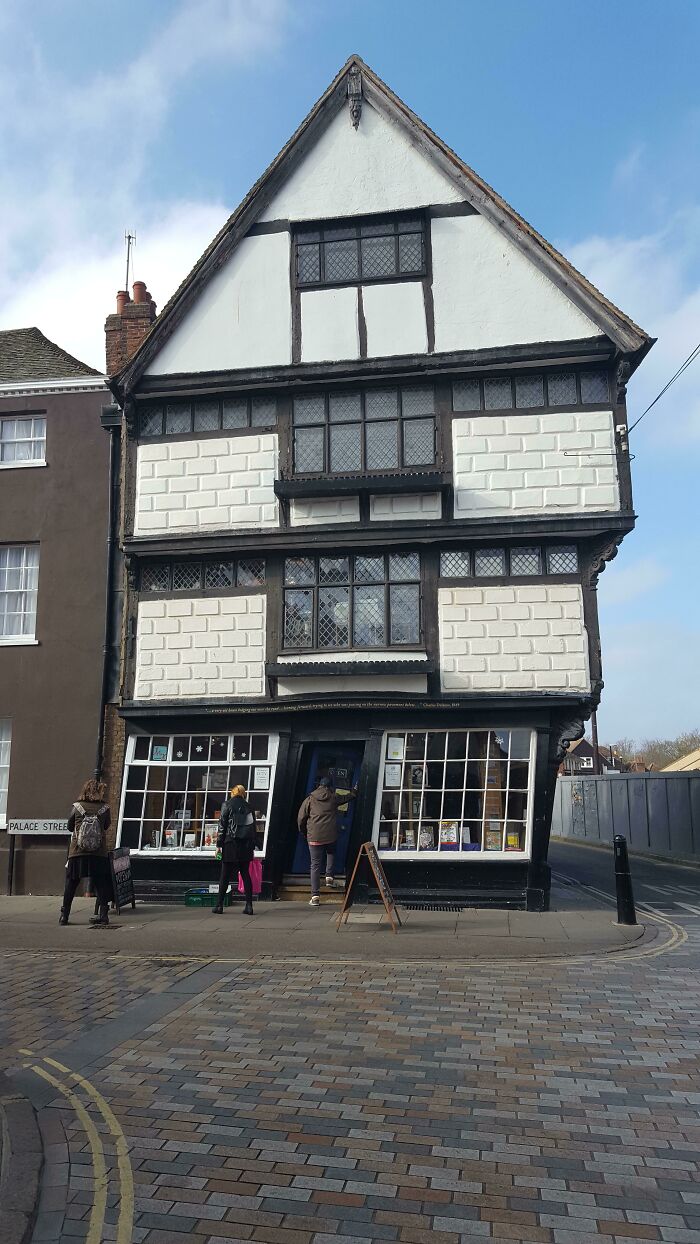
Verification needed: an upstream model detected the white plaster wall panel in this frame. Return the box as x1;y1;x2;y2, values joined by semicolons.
361;282;427;358
262;102;461;223
277;675;428;697
369;493;442;521
432;216;599;353
145;233;291;375
300;287;359;363
290;497;360;526
452;411;619;517
134;434;279;534
438;585;590;693
135;596;266;699
277;650;428;666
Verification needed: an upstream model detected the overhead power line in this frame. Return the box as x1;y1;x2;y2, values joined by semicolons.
628;339;700;433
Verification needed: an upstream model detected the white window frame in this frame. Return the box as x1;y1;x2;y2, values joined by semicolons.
116;732;280;858
0;416;47;468
371;728;536;862
0;719;11;828
0;545;40;644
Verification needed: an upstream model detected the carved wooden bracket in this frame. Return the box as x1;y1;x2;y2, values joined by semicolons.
552;714;587;763
347;67;362;129
616;358;632;403
585;534;625;588
123;398;137;439
124;554;138;593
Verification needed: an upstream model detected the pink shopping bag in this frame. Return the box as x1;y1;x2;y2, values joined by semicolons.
239;858;263;896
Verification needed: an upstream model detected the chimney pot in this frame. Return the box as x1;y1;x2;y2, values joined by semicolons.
116;290;129;314
132;280;147;304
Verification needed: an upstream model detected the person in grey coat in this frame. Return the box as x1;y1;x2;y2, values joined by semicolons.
297;777;356;906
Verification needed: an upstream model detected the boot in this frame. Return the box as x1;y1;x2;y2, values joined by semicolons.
90;904;109;927
59;908;69;926
212;904;224;914
243;902;254;915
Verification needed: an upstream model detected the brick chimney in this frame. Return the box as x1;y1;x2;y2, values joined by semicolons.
105;281;157;375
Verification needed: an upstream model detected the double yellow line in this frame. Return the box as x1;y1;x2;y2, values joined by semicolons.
20;1052;134;1244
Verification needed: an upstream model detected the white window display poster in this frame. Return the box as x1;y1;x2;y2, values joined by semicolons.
386;737;405;761
253;766;270;790
384;763;402;788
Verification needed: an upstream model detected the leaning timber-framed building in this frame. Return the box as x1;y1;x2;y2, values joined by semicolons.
108;56;652;910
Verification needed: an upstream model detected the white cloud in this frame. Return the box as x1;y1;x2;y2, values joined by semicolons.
0;0;290;367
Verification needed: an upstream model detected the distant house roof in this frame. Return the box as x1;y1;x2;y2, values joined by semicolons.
662;747;700;773
0;328;100;383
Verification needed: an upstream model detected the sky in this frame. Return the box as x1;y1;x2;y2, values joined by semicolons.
0;0;698;745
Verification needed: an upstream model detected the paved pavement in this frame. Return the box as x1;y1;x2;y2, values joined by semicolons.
1;842;699;1244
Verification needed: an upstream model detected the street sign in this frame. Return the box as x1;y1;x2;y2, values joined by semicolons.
7;819;70;835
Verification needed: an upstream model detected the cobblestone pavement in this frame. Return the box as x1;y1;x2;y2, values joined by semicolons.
3;883;700;1243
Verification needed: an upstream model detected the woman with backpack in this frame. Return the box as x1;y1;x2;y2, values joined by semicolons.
213;784;256;916
59;778;112;926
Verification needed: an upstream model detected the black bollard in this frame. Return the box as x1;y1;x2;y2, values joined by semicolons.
613;834;637;925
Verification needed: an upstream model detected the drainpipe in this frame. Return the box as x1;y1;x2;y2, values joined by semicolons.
590;708;601;776
95;405;122;777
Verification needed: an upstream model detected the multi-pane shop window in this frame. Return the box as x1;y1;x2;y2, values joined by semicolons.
452;369;609;412
293;387;436;475
377;729;533;855
0;417;46;464
118;733;279;853
140;558;266;593
0;545;39;639
283;553;421;651
139;394;278;438
295;215;425;287
439;545;578;579
0;720;11;827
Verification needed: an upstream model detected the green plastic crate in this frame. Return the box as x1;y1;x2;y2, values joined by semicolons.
184;887;230;908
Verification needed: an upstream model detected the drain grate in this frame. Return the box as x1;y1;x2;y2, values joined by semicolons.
402;902;464;912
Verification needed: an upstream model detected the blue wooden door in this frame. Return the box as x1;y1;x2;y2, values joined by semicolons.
291;743;364;875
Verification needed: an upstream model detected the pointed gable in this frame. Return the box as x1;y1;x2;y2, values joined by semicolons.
121;56;650;392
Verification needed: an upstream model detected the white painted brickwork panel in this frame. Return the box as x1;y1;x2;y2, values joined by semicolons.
134;434;279;534
438;585;590;693
290;497;360;526
369;492;442;521
135;596;266;699
452;411;619;516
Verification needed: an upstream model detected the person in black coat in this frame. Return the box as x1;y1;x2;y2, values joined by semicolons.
213;784;256;915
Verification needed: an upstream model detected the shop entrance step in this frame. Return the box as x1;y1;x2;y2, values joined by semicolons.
277;874;345;903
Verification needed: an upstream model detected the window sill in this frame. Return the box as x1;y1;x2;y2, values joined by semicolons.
268;656;433;677
0;637;38;647
376;849;530;862
0;461;47;470
274;470;447;500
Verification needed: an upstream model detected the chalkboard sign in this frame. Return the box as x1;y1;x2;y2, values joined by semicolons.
109;848;136;914
337;841;402;934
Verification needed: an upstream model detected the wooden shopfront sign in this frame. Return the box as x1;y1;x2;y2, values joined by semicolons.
336;840;402;934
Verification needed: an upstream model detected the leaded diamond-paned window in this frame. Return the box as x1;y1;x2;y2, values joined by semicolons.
452;380;481;412
547;373;577;405
204;562;234;590
510;547;541;576
172;562;201;592
440;551;471;578
295;215;425;288
546;545;579;574
474;548;507;577
283;553;421;651
440;546;579;580
292;387;436;475
140;395;278;438
141;559;266;593
483;378;513;410
514;374;544;408
580;371;609;403
237;559;266;587
141;564;171;592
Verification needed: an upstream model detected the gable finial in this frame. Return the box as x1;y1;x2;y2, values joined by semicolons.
347;66;362;129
